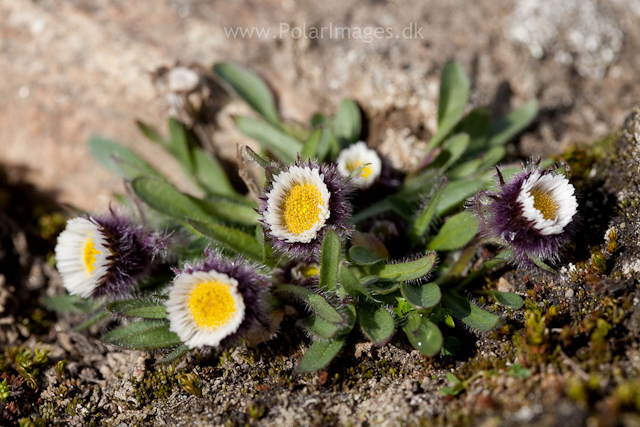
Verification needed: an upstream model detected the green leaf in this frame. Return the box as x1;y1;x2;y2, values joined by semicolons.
436;179;485;216
40;295;96;314
168;118;194;173
192;148;236;197
282;121;310;142
160;344;190;363
213;63;281;127
358;304;396;345
339;263;372;300
277;284;344;324
427;211;478;251
301;127;323;160
442;291;499;331
319;230;340;293
506;363;532;379
532;256;559;275
426;60;471;152
447;158;482;180
403;311;443;356
368;281;400;295
483;250;513;269
478;146;506;170
388;196;415;221
197;196;259;226
486;291;524;309
487;100;538;147
103;320;181;350
72;309;109;332
297;337;347;372
189;220;263;262
310;115;339;160
348;245;385;266
401;282;442;310
106;298;167;319
136;120;169;148
370;253;437;282
132;176;211;222
441;336;461;356
333;99;361;144
235;116;301;164
408;184;446;243
454;108;491;149
301;315;341;339
429;133;470;171
89;136;163;179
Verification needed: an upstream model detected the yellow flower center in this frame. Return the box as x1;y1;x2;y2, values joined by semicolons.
299;265;320;278
188;280;238;329
282;183;324;235
82;238;101;274
346;161;372;178
531;189;559;220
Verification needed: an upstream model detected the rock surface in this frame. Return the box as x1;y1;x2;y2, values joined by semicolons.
1;0;640;211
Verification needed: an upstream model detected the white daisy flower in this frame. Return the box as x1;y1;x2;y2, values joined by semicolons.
516;170;578;235
336;141;382;189
54;218;112;298
167;270;246;349
263;165;331;244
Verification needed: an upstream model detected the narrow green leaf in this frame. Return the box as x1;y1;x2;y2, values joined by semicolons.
403;312;443;356
409;184;446;243
358;304;395;345
277;284;344;324
102;319;166;343
454;108;491;149
73;309;109;332
310;115;339;160
401;282;442;310
192;148;236;197
368;281;400;295
447;159;482;180
41;295;96;314
107;298;167;319
301;127;323;160
478;146;506;170
136;120;168;148
301;315;341;339
486;291;524;309
168;118;194;173
436;179;485;216
348;245;384;266
388;196;415;221
235;116;301;164
427;211;478;251
132;176;210;222
426;60;471;151
243;146;271;168
370;252;437;282
532;256;559;275
487;100;538;147
297;337;347;372
89;136;162;179
189;220;263;262
104;322;182;350
442;291;499;331
333;99;361;144
197;196;259;226
429;133;470;171
319;230;340;293
339;263;372;300
483;250;513;269
160;344;190;363
282;121;310;142
213;63;281;127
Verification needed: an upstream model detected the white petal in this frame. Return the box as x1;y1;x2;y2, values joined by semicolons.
166;270;246;349
517;172;578;235
336;141;382;189
54;217;112;297
264;165;331;243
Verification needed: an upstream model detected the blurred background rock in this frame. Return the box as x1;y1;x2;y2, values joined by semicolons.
1;0;638;211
